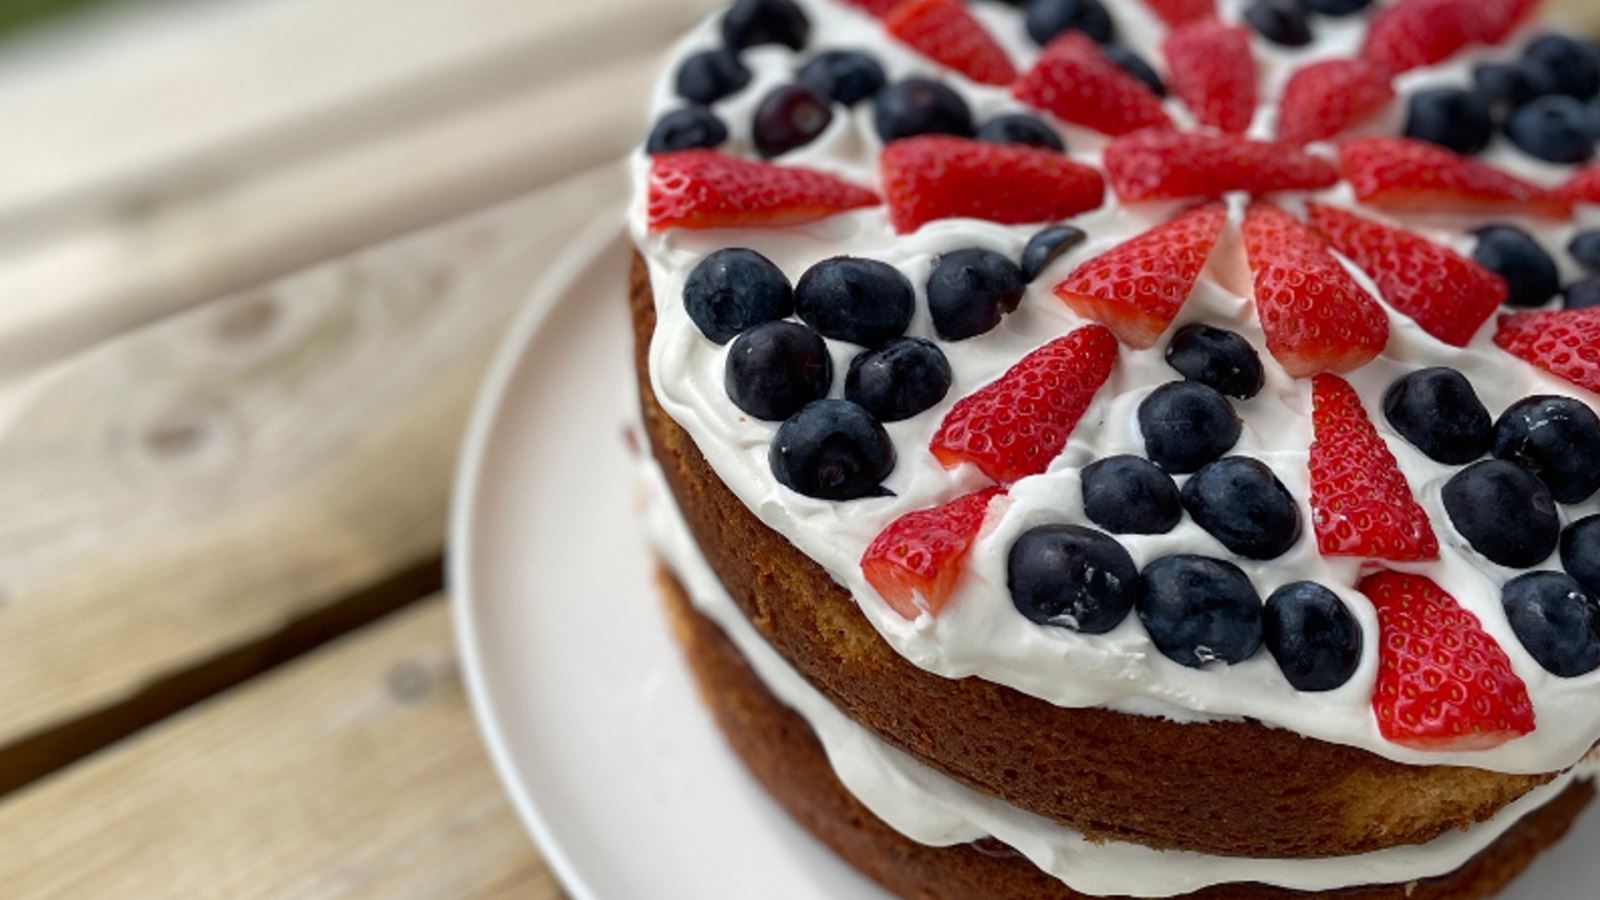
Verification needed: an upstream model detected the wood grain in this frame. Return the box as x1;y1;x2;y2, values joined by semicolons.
0;597;559;900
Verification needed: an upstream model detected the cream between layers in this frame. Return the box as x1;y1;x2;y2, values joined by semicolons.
641;458;1590;897
633;0;1600;774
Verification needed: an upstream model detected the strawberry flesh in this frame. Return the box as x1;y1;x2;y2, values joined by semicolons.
1563;165;1600;206
1364;0;1483;75
1105;130;1338;203
1339;137;1570;218
885;0;1017;86
648;150;880;231
1494;308;1600;396
1163;20;1256;134
1014;33;1171;137
1276;58;1395;146
881;136;1105;234
861;487;1006;619
1142;0;1216;28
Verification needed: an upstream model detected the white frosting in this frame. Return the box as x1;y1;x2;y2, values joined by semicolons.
643;458;1592;896
632;0;1600;774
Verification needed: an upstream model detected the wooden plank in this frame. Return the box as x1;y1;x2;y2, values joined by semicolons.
0;597;561;900
0;162;626;777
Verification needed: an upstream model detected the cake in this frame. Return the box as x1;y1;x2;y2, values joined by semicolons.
627;0;1600;896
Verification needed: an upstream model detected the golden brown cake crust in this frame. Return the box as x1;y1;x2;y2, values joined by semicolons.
660;568;1594;900
631;252;1557;859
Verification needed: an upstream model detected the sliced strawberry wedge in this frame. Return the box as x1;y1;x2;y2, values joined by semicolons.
1143;0;1215;28
648;151;880;231
1054;203;1227;349
1563;165;1600;206
1362;571;1535;751
1276;58;1395;146
1306;203;1505;347
1476;0;1540;43
1242;203;1389;377
931;325;1118;485
881;136;1105;234
1339;137;1570;218
842;0;902;15
1495;308;1600;395
1014;33;1171;137
1163;20;1256;134
1363;0;1483;75
885;0;1017;86
1105;130;1338;203
861;487;1006;619
1310;375;1439;562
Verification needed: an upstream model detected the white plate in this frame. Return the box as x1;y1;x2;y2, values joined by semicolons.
450;202;1600;900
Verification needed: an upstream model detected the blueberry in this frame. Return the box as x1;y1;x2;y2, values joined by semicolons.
1473;61;1558;112
1442;460;1561;568
1264;582;1362;692
1025;0;1115;46
1138;555;1263;667
977;113;1066;152
684;249;794;344
725;321;832;421
1244;0;1312;48
797;50;886;106
1569;230;1600;273
1472;225;1560;308
927;249;1027;341
1502;572;1600;677
1163;324;1265;401
1563;516;1600;598
1492;395;1600;503
770;400;895;500
1102;46;1165;97
1523;35;1600;100
1403;88;1494;156
753;84;834;158
1587;96;1600;139
1565;278;1600;310
1181;457;1303;560
1081;455;1183;535
646;107;729;155
795;257;915;346
1137;382;1242;474
1299;0;1373;15
1506;96;1597;165
1008;525;1140;633
722;0;810;52
1381;368;1493;465
1020;225;1088;283
845;338;953;422
676;49;752;105
874;77;975;143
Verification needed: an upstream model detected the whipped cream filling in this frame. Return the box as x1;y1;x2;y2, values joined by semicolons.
633;0;1600;774
642;458;1592;897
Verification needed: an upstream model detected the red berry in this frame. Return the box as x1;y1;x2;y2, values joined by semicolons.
1361;571;1535;752
885;0;1017;86
1053;203;1227;349
1241;203;1389;377
1162;20;1256;134
1494;308;1600;396
930;325;1118;485
1013;33;1171;137
861;487;1007;619
1339;137;1570;218
1142;0;1215;28
1363;0;1483;75
1563;165;1600;206
1310;374;1439;562
881;136;1105;234
1275;58;1395;147
842;0;902;15
1104;129;1338;203
648;150;880;231
1306;203;1506;347
1475;0;1540;44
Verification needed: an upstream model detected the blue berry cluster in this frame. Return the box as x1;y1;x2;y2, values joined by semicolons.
1471;224;1600;311
1242;0;1373;49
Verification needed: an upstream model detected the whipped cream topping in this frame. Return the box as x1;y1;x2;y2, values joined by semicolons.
632;0;1600;774
643;458;1593;896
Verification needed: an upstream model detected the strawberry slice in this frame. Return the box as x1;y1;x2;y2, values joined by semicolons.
1014;33;1171;137
1563;165;1600;206
1361;571;1535;751
842;0;902;15
1494;308;1600;395
1162;20;1256;134
861;487;1006;619
1306;203;1505;347
885;0;1017;86
1339;137;1570;218
1310;375;1440;562
1276;58;1395;146
930;325;1118;484
1477;0;1540;43
1105;130;1337;203
881;136;1105;234
1363;0;1483;75
648;150;880;232
1242;203;1389;377
1053;203;1227;349
1143;0;1215;28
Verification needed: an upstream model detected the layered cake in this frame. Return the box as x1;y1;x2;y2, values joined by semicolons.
627;0;1600;895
